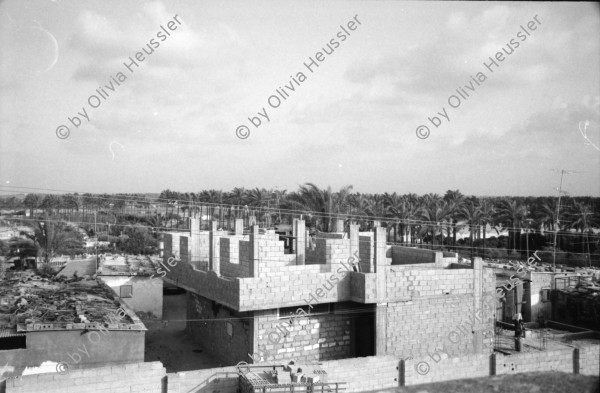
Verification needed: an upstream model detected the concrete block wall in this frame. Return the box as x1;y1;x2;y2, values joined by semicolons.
349;272;377;303
577;343;600;376
390;246;439;265
5;361;165;393
238;266;353;311
192;231;210;267
254;308;353;363
318;232;346;239
163;233;181;259
385;293;495;359
220;236;251;278
495;348;575;374
255;234;296;277
385;267;474;299
187;293;252;365
3;347;598;392
167;367;239;393
165;255;240;310
178;236;191;264
319;355;400;392
306;238;325;265
0;329;145;378
359;234;373;272
166;233;378;313
325;238;355;273
403;353;491;385
306;237;353;270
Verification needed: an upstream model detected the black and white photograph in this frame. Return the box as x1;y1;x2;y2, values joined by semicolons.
0;1;599;392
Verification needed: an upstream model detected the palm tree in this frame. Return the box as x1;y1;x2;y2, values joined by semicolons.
496;199;528;252
533;200;565;251
444;190;466;249
385;194;419;245
460;201;482;258
228;187;247;206
23;193;41;218
418;198;450;250
568;201;598;265
20;216;85;264
478;198;496;256
40;194;63;216
287;184;353;232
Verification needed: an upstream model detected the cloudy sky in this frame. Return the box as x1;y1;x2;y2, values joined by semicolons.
0;0;599;197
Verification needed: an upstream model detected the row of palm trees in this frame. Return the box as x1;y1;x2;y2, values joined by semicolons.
4;186;599;260
159;185;598;260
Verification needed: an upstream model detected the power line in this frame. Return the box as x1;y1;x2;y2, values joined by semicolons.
0;185;597;229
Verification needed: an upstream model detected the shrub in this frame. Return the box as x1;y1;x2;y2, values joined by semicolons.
508;249;522;259
36;263;56;276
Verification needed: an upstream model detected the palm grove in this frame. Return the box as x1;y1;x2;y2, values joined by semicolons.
1;185;598;267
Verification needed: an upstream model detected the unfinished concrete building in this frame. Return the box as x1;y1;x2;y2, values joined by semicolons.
162;218;496;365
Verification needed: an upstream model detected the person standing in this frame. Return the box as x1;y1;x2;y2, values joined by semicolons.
513;313;524;351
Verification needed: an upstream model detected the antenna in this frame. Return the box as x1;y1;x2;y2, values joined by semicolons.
549;169;581;271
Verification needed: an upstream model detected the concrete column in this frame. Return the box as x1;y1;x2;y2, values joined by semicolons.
249;225;259;277
190;218;200;262
335;219;344;232
374;227;387;298
374;227;389;356
291;218;298;253
294;219;305;265
376;304;388;355
472;256;483;354
349;224;360;264
209;221;219;274
235;219;244;235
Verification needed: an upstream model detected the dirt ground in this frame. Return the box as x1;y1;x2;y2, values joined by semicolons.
143;293;222;373
381;372;599;393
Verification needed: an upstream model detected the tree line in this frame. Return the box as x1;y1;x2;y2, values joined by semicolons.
1;185;599;265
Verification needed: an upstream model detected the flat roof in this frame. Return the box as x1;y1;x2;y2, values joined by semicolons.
0;271;145;332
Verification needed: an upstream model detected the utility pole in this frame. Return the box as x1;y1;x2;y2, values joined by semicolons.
551;169;581;272
552;171;565;272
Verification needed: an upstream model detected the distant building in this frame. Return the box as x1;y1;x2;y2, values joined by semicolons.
97;254;163;319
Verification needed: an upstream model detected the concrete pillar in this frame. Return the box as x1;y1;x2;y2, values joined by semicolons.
209;221;219;274
374;226;388;355
295;219;305;265
374;227;387;297
376;304;388;355
349;224;360;264
291;218;298;253
472;256;483;354
249;225;259;277
235;219;244;235
335;219;344;232
190;218;201;262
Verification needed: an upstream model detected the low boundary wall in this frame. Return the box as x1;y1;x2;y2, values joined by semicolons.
2;348;598;392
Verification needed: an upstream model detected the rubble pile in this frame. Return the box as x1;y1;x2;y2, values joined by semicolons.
0;271;133;330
